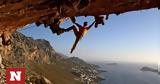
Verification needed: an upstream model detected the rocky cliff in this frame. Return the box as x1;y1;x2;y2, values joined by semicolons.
0;31;100;84
0;32;56;64
0;0;159;33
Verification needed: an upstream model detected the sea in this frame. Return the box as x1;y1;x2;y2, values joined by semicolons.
97;62;160;84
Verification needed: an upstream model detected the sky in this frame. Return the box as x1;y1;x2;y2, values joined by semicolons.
19;8;160;64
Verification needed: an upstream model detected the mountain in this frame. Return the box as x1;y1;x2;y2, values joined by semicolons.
64;57;99;69
0;31;101;84
0;31;56;64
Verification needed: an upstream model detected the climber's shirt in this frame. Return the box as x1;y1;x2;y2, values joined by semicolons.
78;26;88;40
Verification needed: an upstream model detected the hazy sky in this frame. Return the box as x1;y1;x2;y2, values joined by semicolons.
19;8;160;64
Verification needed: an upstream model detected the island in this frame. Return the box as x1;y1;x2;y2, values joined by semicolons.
141;67;160;75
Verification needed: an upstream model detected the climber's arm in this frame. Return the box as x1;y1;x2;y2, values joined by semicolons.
87;21;95;30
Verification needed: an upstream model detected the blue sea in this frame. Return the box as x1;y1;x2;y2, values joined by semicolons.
97;62;160;84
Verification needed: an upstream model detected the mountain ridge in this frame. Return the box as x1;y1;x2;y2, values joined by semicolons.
0;31;101;84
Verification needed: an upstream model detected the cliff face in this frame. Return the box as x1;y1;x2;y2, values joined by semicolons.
0;0;159;49
0;0;159;34
0;31;56;64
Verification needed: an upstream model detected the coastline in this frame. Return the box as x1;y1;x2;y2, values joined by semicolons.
70;63;106;84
